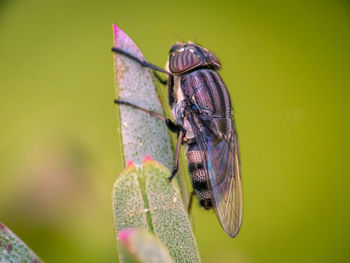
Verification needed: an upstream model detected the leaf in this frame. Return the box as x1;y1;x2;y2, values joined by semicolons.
117;228;173;263
0;223;42;263
142;158;200;263
112;24;173;170
113;158;200;263
113;162;149;231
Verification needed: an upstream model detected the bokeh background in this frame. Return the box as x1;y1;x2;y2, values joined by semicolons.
1;0;349;262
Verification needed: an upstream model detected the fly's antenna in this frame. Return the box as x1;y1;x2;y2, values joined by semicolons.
172;33;185;43
188;34;203;48
193;33;203;45
193;32;198;43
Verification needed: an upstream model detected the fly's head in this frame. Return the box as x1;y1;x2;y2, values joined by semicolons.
168;41;221;75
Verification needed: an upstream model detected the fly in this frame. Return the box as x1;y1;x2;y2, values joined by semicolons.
112;41;243;238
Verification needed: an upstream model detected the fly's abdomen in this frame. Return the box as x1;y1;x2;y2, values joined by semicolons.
186;143;213;210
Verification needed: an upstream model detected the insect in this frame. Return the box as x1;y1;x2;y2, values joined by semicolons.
112;41;243;238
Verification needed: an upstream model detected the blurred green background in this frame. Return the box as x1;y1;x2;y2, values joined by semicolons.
1;0;349;262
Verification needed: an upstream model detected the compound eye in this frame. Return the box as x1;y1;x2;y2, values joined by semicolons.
169;44;182;54
209;51;221;68
169;49;201;74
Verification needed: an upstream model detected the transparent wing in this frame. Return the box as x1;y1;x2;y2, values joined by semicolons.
188;112;243;237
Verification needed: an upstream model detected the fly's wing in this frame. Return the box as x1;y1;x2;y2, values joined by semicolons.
188;112;243;237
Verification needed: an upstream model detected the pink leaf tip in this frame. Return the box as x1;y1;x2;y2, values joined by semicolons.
126;160;135;169
113;24;120;46
143;155;154;164
113;24;119;34
118;228;135;244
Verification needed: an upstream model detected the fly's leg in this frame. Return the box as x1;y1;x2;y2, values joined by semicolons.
112;47;172;76
153;72;167;85
115;99;184;181
112;48;184;181
112;47;168;85
168;129;185;181
187;191;196;214
114;99;179;133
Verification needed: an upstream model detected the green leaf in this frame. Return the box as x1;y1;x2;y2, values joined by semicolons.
113;162;149;231
142;159;200;263
113;159;200;263
0;223;42;263
117;228;173;263
112;24;173;170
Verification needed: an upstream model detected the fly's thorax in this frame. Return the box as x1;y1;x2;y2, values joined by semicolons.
170;75;196;144
168;74;183;112
183;118;195;143
170;75;185;123
180;69;232;119
173;75;184;103
171;101;196;144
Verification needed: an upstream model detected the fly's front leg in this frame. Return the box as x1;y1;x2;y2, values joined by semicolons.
114;99;179;133
153;72;167;85
112;47;172;77
168;129;185;181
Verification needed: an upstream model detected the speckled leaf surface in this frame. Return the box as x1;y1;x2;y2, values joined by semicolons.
142;160;200;263
113;163;148;231
113;162;149;263
0;223;42;263
113;24;173;170
113;158;200;263
117;229;173;263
